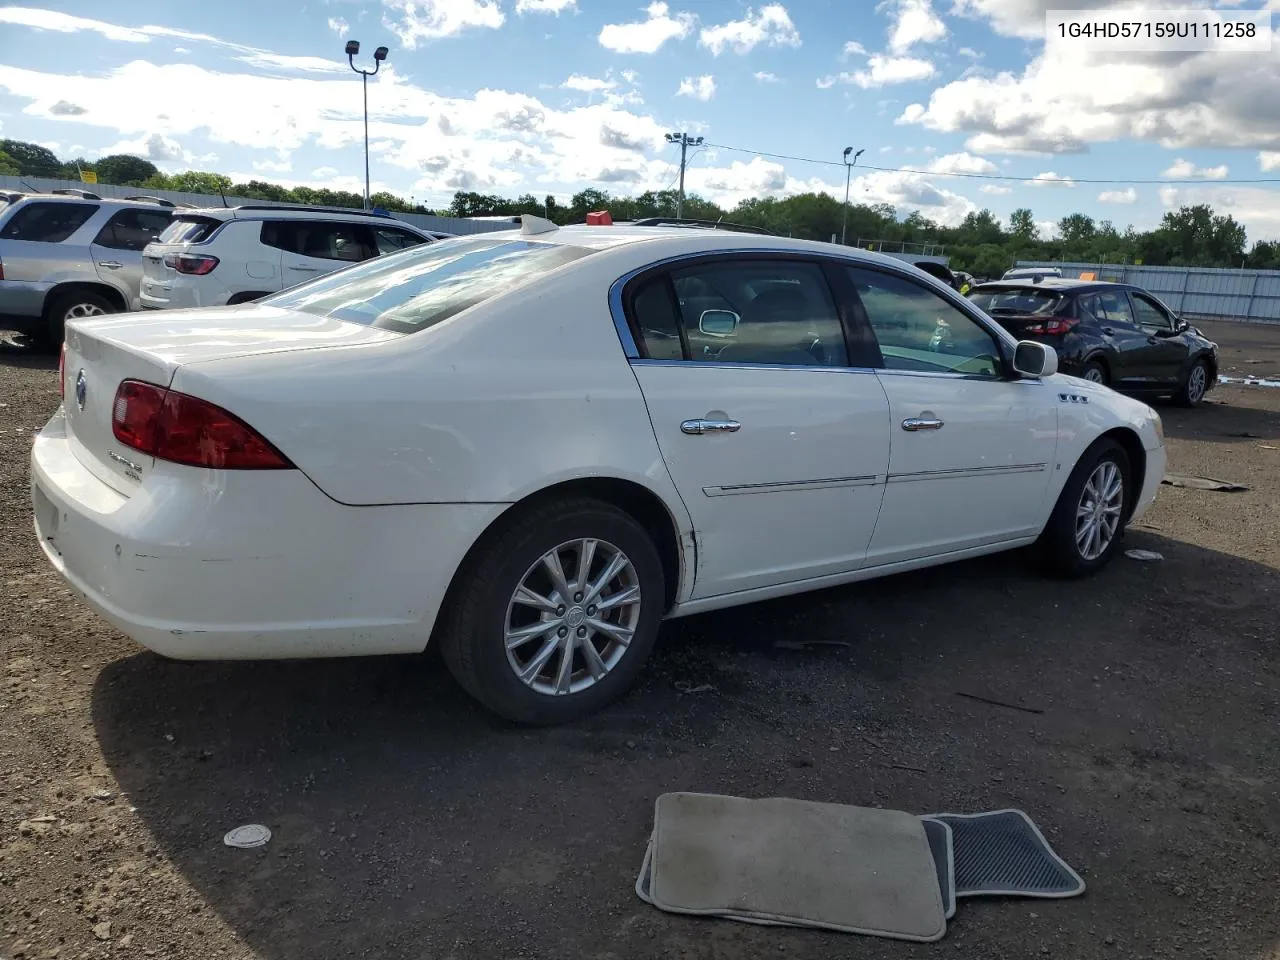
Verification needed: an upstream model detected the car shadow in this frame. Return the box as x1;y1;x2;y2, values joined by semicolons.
91;536;1280;959
1155;390;1280;444
0;331;58;370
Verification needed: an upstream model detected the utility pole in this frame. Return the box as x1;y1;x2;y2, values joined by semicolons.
665;132;704;220
841;146;864;245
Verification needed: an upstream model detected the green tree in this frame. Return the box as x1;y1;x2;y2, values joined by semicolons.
155;170;232;195
95;154;160;186
0;139;61;176
0;149;19;176
1008;208;1038;242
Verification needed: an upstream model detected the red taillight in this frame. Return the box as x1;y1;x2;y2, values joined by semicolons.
58;344;66;399
111;380;293;470
164;253;219;275
1024;318;1078;335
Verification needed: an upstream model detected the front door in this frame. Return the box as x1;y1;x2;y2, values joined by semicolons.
1128;290;1190;385
275;220;375;289
623;256;891;599
837;265;1059;565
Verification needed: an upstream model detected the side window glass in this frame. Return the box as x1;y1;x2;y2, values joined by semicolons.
846;267;1002;378
629;276;684;361
667;260;847;367
372;227;427;256
260;221;300;253
1131;294;1171;331
296;223;374;262
0;202;98;243
1095;291;1136;326
1077;294;1102;322
93;209;172;251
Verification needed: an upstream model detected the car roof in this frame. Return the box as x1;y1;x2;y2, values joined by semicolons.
974;277;1126;293
467;222;953;272
0;191;181;210
169;205;436;235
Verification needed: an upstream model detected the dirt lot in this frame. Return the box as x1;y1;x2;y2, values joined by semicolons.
2;320;1278;960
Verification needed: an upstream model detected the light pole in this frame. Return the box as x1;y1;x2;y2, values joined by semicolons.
345;40;388;211
665;132;704;220
840;146;864;245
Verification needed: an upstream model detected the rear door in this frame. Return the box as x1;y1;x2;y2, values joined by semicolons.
1077;291;1151;386
91;207;173;309
623;255;892;598
0;201;99;306
1128;290;1189;385
276;220;376;288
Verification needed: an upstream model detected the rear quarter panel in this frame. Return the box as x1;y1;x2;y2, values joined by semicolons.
168;245;692;518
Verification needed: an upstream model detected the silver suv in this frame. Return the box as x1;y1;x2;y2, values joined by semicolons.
0;189;177;347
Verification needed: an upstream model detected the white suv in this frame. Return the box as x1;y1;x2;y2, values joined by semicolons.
139;205;447;310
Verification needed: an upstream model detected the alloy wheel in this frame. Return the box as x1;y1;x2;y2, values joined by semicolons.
64;303;106;321
1083;366;1106;384
1187;363;1207;403
504;538;642;696
1075;461;1124;561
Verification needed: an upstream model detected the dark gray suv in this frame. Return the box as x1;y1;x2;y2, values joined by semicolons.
0;189;177;347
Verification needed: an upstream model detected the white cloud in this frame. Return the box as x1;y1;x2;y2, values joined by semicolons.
312;166;339;178
980;183;1012;194
885;0;947;53
754;71;780;83
95;132;189;165
516;0;578;13
925;151;997;174
676;75;716;101
598;2;694;54
1098;187;1138;204
1158;184;1280;241
699;4;800;55
1036;219;1060;240
1161;158;1229;180
252;157;292;174
900;6;1280;154
327;17;350;36
1260;151;1280;172
849;54;936;88
1030;171;1075;187
844;40;868;56
380;0;504;49
563;74;615;93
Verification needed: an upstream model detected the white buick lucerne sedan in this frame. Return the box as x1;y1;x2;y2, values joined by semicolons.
32;217;1166;725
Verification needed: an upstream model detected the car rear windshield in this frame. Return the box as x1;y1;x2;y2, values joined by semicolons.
969;288;1064;315
261;237;596;334
157;215;222;244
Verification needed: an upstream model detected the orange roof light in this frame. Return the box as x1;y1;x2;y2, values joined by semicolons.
585;210;613;226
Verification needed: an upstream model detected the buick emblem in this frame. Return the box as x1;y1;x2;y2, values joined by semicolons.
74;370;87;411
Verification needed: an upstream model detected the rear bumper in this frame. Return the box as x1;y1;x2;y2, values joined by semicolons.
31;409;503;659
139;278;233;310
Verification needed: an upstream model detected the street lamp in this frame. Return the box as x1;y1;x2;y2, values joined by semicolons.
840;146;864;245
345;40;388;211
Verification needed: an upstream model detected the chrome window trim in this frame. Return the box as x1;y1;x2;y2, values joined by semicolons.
608;246;1020;367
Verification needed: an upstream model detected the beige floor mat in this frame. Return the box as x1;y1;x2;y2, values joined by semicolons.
642;792;947;941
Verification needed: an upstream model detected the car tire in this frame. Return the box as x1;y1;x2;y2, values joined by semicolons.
1173;358;1209;407
1036;438;1131;580
437;496;666;725
1080;359;1108;385
41;290;117;349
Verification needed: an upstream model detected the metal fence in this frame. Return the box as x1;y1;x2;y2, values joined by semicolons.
1014;260;1280;325
0;175;512;236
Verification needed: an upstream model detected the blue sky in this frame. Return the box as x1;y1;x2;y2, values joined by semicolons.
2;0;1280;238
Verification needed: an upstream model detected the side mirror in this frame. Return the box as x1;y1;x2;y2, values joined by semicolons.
699;309;739;338
1175;319;1189;333
1013;340;1058;378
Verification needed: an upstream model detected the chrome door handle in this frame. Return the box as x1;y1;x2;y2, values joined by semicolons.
99;260;123;269
290;265;324;272
902;417;944;432
681;418;741;435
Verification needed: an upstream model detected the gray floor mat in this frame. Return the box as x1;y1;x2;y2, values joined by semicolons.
642;792;947;941
925;809;1085;899
920;817;956;919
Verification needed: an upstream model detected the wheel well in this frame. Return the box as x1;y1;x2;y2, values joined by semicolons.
437;478;685;634
1199;352;1217;382
44;282;126;315
226;291;271;305
1083;353;1110;376
1101;427;1146;520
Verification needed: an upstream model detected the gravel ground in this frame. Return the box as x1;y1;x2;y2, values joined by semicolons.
2;320;1278;960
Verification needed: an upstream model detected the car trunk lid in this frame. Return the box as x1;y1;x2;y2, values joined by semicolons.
59;304;401;493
